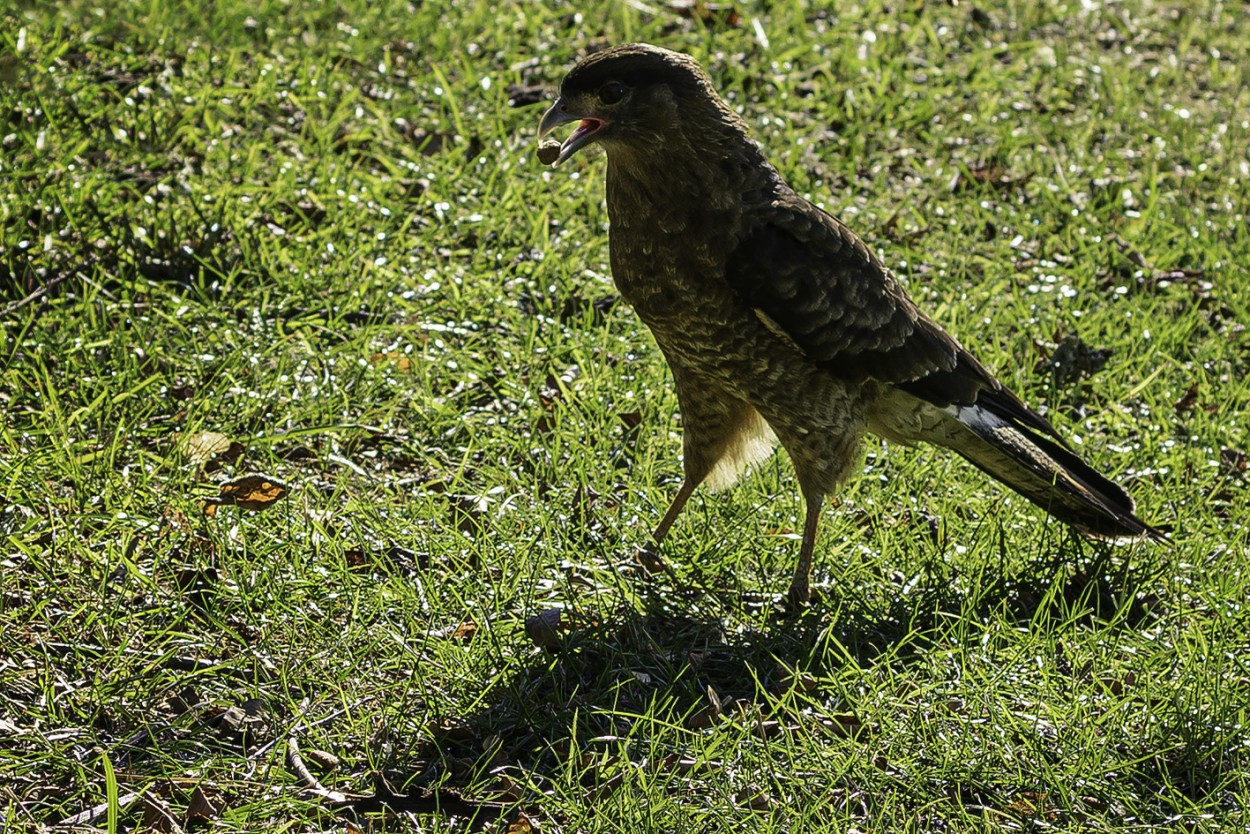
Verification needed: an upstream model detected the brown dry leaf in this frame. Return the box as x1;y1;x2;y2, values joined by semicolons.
409;129;456;155
216;704;247;737
525;608;564;649
654;753;706;774
425;717;476;743
1008;790;1057;821
185;784;225;823
451;621;478;641
953;162;1034;191
687;708;718;730
183;431;242;469
369;351;413;373
479;734;506;771
174;566;217;610
1220;447;1247;477
505;810;539;833
204;473;289;516
493;771;524;803
823;711;874;739
1036;335;1114;388
305;749;340;771
587;771;626;802
705;684;724;717
617;410;643;430
1173;383;1200;414
633;546;667;575
772;666;818;694
215;698;268;745
140;794;183;834
735;788;775;811
449;493;491;533
1100;671;1139;696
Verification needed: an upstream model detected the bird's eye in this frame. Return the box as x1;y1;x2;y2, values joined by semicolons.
597;81;626;105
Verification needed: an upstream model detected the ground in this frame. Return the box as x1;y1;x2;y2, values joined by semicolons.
2;0;1249;831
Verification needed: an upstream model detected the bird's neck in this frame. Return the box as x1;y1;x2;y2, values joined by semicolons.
603;134;780;241
602;136;782;314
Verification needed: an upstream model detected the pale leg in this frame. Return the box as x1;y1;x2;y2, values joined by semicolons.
786;492;824;606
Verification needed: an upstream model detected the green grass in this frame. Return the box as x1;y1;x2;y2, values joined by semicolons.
3;0;1249;830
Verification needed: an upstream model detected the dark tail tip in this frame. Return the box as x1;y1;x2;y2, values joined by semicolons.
950;400;1165;543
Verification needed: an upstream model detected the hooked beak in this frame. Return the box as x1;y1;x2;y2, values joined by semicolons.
538;98;606;165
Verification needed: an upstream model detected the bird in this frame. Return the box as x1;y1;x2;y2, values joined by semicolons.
537;43;1162;606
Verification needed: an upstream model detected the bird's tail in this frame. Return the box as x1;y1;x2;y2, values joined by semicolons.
942;391;1164;541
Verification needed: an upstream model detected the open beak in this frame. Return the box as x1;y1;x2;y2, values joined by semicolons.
538;98;606;165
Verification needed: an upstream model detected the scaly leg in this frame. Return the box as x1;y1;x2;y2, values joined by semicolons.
786;492;824;607
636;479;698;582
652;479;697;547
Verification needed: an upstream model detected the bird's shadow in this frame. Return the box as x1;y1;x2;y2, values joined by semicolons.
371;532;1166;811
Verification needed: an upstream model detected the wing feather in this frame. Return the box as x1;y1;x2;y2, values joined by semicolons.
726;195;1000;408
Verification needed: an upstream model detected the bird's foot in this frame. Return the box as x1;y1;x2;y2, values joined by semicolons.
633;545;670;576
781;580;820;614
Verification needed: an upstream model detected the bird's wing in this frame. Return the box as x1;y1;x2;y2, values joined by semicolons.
724;193;1062;440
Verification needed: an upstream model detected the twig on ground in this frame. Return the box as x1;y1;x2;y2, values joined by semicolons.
56;791;142;828
0;270;77;318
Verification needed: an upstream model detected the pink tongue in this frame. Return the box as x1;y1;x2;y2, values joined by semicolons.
573;118;604;139
561;120;600;152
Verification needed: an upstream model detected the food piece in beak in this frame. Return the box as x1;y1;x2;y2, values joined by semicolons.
538;99;606;165
537;140;561;165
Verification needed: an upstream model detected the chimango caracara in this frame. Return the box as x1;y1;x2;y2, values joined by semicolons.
538;44;1162;605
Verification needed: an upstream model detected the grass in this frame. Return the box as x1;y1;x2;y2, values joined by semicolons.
2;0;1249;830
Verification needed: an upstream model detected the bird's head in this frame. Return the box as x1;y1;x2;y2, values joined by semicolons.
538;43;737;166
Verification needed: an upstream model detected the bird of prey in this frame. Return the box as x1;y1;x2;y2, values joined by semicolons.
537;43;1162;605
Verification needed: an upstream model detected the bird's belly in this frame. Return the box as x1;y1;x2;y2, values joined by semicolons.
643;304;869;493
611;242;868;493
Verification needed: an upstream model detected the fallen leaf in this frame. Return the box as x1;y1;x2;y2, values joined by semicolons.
185;784;224;823
633;546;667;575
1035;335;1114;388
953;162;1034;191
617;410;643;430
183;431;243;469
204;473;289;516
822;711;873;739
587;771;626;802
305;749;340;771
504;813;536;833
705;684;724;718
525;608;563;649
735;788;775;811
1221;447;1247;476
140;794;182;834
215;698;268;745
174;566;217;610
1099;670;1138;696
369;351;412;373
